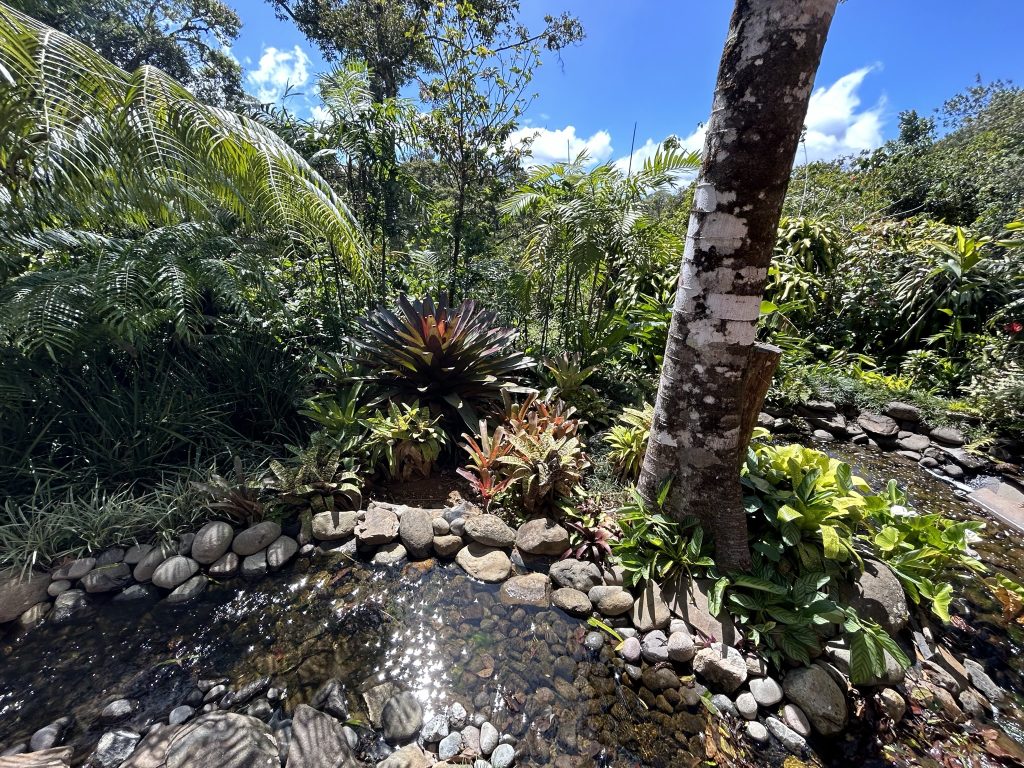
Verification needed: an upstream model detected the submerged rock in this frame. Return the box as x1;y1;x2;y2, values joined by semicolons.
82;563;133;593
93;728;141;768
455;543;512;582
163;712;278;768
498;573;551;607
287;704;360;768
551;587;591;615
381;691;423;744
0;568;51;623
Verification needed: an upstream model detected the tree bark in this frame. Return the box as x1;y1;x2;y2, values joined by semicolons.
637;0;838;571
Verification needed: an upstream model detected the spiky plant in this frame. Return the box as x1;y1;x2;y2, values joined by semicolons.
192;456;266;526
364;401;446;482
264;439;363;513
457;421;515;512
603;403;654;481
353;295;533;430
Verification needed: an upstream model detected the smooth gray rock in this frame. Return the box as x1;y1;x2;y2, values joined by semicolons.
421;714;449;743
312;510;359;541
381;691;423;744
745;720;768;743
588;585;634;617
781;703;811;737
399;508;435;559
151;556;199;590
857;412;899;438
878;688;907;721
711;694;737;718
885;401;921;422
192;522;234;565
232;522;282;556
897;433;931;452
18;601;50;627
163;712;278;768
241;551;268;578
51;589;89;622
783;665;848;735
95;548;126;566
551;587;591;615
455;543;511;582
749;677;783;707
133;545;175;582
373;542;408;566
479;722;499;756
30;716;73;750
169;706;195;725
667;629;695;662
266;535;298;571
631;582;671;632
584;631;605;652
52;557;96;581
490;743;515;768
438;732;464;761
102;699;138;723
693;644;748;693
464;514;516;548
661;575;739;645
735;692;758;720
549;558;602;592
124;543;153;566
0;568;51;623
82;563;132;593
448;702;468;730
640;630;669;663
498;573;551;607
432;516;451;535
115;584;159;603
311;678;349;720
208;552;240;579
840;559;909;635
619;636;641;664
287;704;360;768
766;716;806;753
964;658;1006;703
930;426;966;446
433;534;464;558
93;728;141;768
166;575;207;604
514;518;570;555
47;579;72;597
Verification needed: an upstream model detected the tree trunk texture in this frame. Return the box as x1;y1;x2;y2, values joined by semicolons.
637;0;838;571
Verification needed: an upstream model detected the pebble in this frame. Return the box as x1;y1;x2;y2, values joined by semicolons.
745;720;769;743
421;714;449;742
551;587;591;615
241;551;268;578
169;705;195;725
766;716;806;753
619;636;642;664
266;535;299;571
667;629;695;662
749;676;783;707
166;575;207;603
735;692;758;720
151;556;199;590
711;694;737;718
92;728;140;768
583;631;605;651
640;630;669;663
448;702;468;729
480;721;499;755
781;703;811;737
438;732;464;760
101;699;137;723
47;579;72;597
491;743;516;768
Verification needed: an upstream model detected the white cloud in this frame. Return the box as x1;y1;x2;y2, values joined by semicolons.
802;66;885;161
612;125;706;175
309;105;332;125
247;45;311;104
508;125;613;166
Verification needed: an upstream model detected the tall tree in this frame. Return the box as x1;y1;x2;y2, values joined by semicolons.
8;0;244;105
636;0;838;570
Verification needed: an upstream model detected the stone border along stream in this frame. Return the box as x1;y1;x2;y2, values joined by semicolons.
0;441;1019;766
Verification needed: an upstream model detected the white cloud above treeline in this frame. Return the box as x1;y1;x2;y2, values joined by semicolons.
513;66;885;172
246;44;311;104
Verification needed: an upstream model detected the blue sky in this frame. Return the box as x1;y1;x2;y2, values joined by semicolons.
229;1;1024;169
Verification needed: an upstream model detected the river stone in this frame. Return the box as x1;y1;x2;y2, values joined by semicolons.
461;725;481;754
711;694;738;718
515;518;570;555
479;722;499;756
311;678;350;720
119;724;180;768
232;522;282;556
432;517;450;535
133;545;174;582
152;556;199;590
464;514;516;548
241;551;268;578
287;704;359;768
455;543;512;582
964;658;1006;703
166;575;207;604
47;579;72;598
95;547;125;567
878;688;907;721
549;559;602;592
749;677;783;707
102;699;138;723
766;716;806;753
0;568;52;622
266;535;298;571
499;573;550;607
19;601;50;627
208;552;240;579
51;589;89;622
783;665;848;735
93;728;141;768
588;586;634;617
29;717;74;751
735;692;758;720
399;508;435;559
693;644;748;693
373;542;408;566
631;582;671;632
490;743;515;768
421;714;449;743
311;510;358;541
667;629;695;662
124;543;153;566
661;575;739;645
551;587;591;615
840;559;908;634
641;630;669;663
897;433;931;452
857;412;899;438
448;702;468;730
745;720;768;743
377;744;432;768
885;401;922;422
82;563;132;593
163;713;278;768
438;732;464;761
433;535;464;558
930;426;966;446
169;706;194;726
53;557;96;582
619;636;642;663
781;703;811;736
191;522;234;565
356;509;400;547
381;692;423;744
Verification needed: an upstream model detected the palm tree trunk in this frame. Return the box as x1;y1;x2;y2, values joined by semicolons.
637;0;838;571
